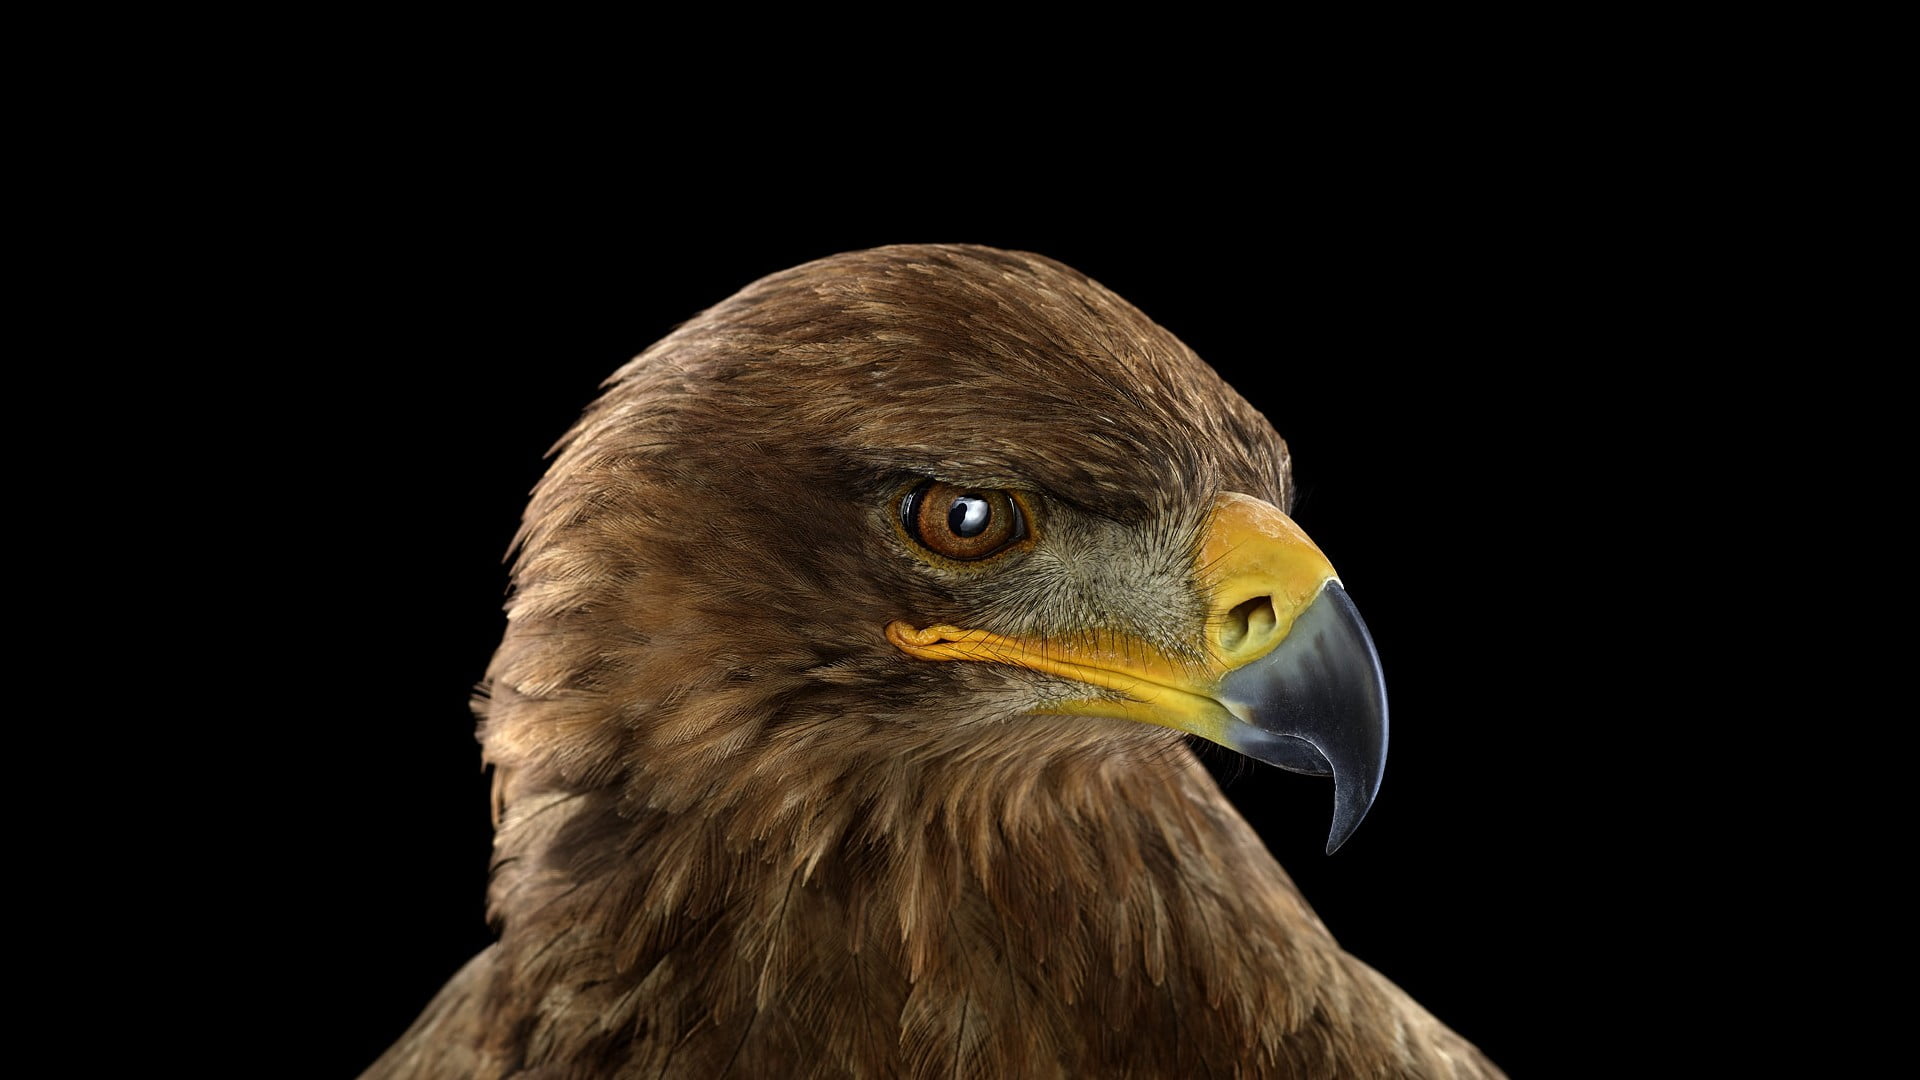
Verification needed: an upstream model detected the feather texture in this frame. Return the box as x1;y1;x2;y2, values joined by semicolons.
362;245;1503;1079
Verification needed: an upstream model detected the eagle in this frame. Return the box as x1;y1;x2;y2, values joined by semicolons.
363;244;1503;1078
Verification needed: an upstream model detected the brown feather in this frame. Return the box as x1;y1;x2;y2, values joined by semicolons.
362;244;1504;1079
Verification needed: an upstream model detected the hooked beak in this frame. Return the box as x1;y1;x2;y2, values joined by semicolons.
887;491;1389;854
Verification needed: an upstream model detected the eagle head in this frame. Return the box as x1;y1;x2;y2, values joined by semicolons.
479;243;1385;855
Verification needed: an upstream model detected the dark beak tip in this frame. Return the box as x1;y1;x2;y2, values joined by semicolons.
1324;775;1378;854
1222;581;1390;856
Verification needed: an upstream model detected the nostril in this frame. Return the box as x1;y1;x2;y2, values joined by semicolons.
1220;595;1277;653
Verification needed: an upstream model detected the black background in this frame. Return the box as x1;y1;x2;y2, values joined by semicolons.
241;194;1661;1077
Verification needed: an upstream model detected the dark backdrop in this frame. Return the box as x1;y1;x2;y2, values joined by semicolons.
252;206;1640;1077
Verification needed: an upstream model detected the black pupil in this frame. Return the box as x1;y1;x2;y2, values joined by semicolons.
948;495;991;537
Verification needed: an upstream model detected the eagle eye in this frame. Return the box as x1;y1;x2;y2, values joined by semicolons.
902;481;1027;562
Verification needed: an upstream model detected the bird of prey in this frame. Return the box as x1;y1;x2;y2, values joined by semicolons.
363;244;1503;1078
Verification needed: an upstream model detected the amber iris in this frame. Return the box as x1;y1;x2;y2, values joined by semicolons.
902;481;1025;561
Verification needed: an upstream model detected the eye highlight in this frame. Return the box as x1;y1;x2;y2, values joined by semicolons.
901;481;1028;562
